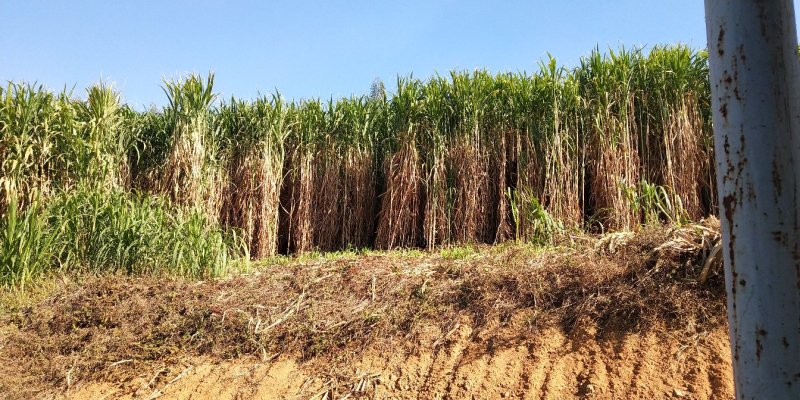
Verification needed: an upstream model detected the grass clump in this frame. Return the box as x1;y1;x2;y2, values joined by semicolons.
0;187;246;288
0;195;55;290
439;246;478;260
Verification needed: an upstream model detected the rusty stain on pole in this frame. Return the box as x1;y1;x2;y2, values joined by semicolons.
705;0;800;397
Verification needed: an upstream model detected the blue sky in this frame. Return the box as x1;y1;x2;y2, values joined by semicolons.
2;1;794;108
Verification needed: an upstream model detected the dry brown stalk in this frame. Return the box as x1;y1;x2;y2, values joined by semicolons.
375;139;423;249
449;136;490;243
340;150;377;249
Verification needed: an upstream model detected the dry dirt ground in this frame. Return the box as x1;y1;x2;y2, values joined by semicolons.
0;221;733;399
66;323;733;400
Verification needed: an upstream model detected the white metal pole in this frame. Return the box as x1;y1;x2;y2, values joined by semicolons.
705;0;800;398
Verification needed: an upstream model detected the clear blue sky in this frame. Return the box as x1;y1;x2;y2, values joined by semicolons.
2;1;797;108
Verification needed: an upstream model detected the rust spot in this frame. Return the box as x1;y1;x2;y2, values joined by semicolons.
720;103;728;119
747;184;757;201
738;44;747;64
723;195;736;228
772;231;788;245
757;1;768;37
717;28;725;56
773;159;783;196
740;130;746;144
756;328;767;360
794;268;800;289
723;194;737;287
784;337;790;348
723;137;734;179
739;279;746;286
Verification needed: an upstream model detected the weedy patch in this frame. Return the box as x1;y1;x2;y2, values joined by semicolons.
439;246;479;260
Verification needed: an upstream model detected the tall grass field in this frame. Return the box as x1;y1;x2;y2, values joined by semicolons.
0;45;714;288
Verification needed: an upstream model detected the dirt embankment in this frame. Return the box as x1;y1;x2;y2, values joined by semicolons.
68;323;733;400
0;220;732;399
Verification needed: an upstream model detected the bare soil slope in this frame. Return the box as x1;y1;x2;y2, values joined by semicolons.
0;221;732;399
67;323;733;399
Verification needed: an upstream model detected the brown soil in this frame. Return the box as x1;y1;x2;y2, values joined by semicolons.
65;323;733;400
0;220;733;399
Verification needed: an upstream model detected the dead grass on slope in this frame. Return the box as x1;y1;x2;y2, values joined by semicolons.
0;219;726;398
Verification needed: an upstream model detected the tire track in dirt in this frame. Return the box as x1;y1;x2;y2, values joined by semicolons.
66;325;734;399
621;334;661;398
403;347;434;394
416;323;472;398
704;333;735;399
539;331;598;400
520;328;564;399
595;333;632;396
480;345;527;398
572;325;608;399
684;349;713;399
443;345;488;398
441;342;532;399
385;349;417;392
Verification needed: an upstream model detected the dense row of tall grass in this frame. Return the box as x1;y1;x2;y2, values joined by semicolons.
1;187;244;289
0;45;714;287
